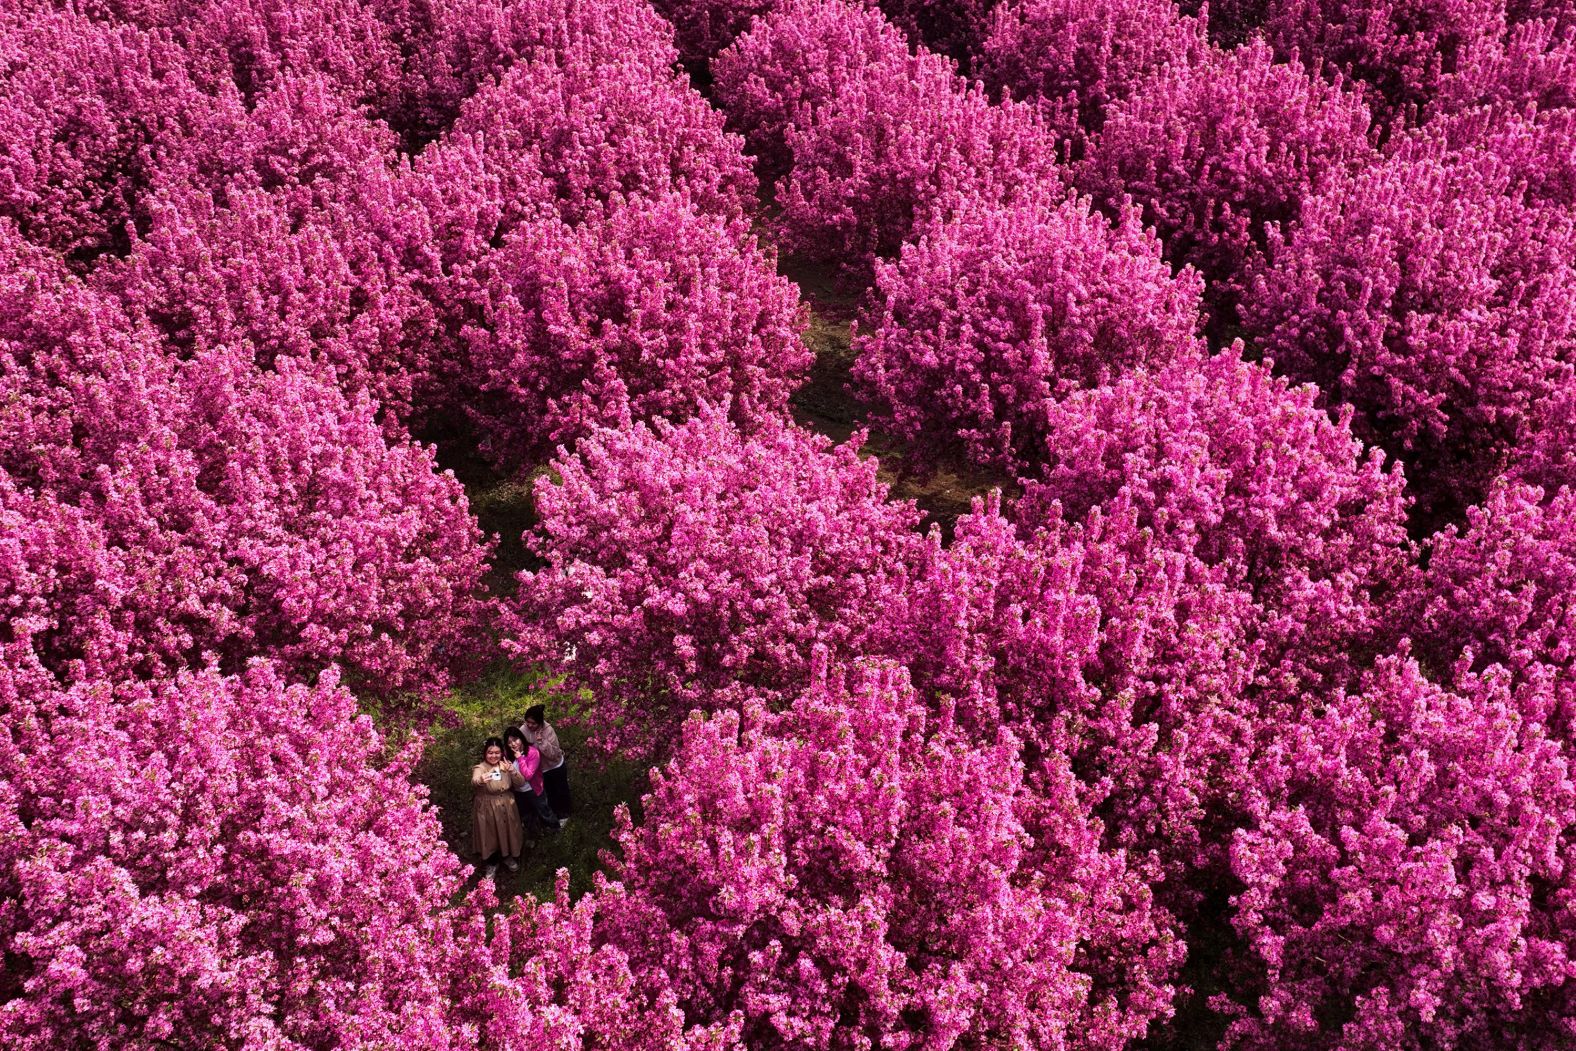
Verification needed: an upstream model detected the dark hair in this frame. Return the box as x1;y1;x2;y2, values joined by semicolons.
503;727;528;761
523;703;547;725
481;736;507;761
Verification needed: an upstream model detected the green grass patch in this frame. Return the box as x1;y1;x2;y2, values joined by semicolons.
412;663;647;905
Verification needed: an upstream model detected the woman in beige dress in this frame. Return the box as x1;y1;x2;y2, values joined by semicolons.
470;737;525;876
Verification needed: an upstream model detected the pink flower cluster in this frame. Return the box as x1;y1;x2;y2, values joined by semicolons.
0;10;211;264
505;407;923;752
1;235;490;702
443;48;757;226
1079;39;1376;329
93;79;436;422
1228;654;1576;1049
1431;16;1576;116
0;657;499;1047
1022;353;1413;676
592;659;1180;1048
462;197;807;472
979;0;1208;144
712;0;915;178
850;187;1205;475
714;0;1063;281
403;24;799;455
1260;0;1506;117
1402;482;1576;731
1241;129;1576;520
874;490;1263;893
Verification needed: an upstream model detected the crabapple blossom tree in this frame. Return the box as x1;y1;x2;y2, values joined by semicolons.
1241;133;1576;521
850;187;1205;476
504;408;924;755
1225;654;1576;1049
979;0;1208;144
1020;353;1414;698
1431;16;1576;115
773;42;1063;280
1;250;490;701
1412;104;1576;213
592;658;1182;1049
873;491;1263;897
1509;0;1576;25
98;171;435;423
414;0;680;123
77;75;444;422
150;0;406;112
1514;376;1576;493
713;0;1062;280
0;9;211;265
712;0;916;180
459;194;808;473
445;49;757;226
490;871;744;1049
402;38;767;420
0;658;510;1048
1080;39;1375;330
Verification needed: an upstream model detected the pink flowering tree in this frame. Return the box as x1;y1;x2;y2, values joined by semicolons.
1225;654;1576;1049
0;658;521;1047
1019;353;1413;701
504;408;924;755
592;658;1182;1048
773;42;1062;280
397;128;554;397
850;187;1205;476
1509;0;1576;27
459;194;808;474
1260;0;1506;119
0;10;212;265
94;78;440;424
979;0;1208;145
84;76;438;423
490;872;745;1048
1080;40;1375;331
445;49;757;226
403;0;680;141
1;254;491;701
873;491;1263;902
1399;482;1576;735
99;185;435;425
0;223;166;491
402;39;766;422
147;72;407;223
712;0;1061;280
1240;135;1576;522
712;0;916;179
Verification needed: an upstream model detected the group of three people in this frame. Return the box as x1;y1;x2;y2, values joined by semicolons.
470;704;573;876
